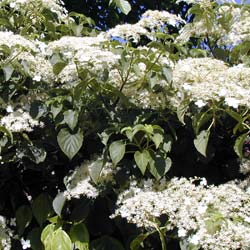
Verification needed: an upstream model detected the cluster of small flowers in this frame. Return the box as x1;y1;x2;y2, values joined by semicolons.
217;5;250;46
139;10;186;29
112;177;250;250
64;159;117;200
106;10;185;43
46;35;120;84
176;0;215;7
1;0;69;23
64;161;99;200
172;58;250;108
88;160;117;186
0;216;12;250
240;158;250;175
177;3;250;47
0;31;38;52
0;32;54;83
0;108;44;133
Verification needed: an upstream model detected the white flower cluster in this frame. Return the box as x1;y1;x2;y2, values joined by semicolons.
0;32;54;83
1;0;69;23
0;216;12;250
64;161;99;200
221;8;250;46
172;58;250;108
0;31;37;52
139;9;186;29
64;159;117;200
106;10;185;43
177;3;250;46
113;177;250;250
0;109;44;132
46;35;120;84
240;158;250;175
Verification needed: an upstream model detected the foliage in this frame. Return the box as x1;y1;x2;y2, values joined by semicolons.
0;0;249;250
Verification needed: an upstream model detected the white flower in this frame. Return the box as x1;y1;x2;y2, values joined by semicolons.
178;228;187;237
21;238;31;249
9;218;16;227
6;105;13;113
9;2;16;8
218;88;228;97
244;217;250;223
183;83;192;91
0;109;44;132
197;205;207;214
195;100;206;108
33;75;41;82
189;234;200;245
200;178;207;186
225;97;240;109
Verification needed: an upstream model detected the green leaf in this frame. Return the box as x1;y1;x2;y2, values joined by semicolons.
194;130;210;157
130;232;152;250
16;205;32;235
51;104;62;119
27;145;47;164
234;133;248;159
0;126;13;143
2;64;14;81
88;159;104;184
53;62;67;75
161;135;172;153
41;224;55;250
151;133;164;149
57;128;83;160
134;150;151;175
193;112;213;135
162;67;173;83
114;0;131;15
109;140;125;165
51;229;72;250
32;193;53;226
149;155;172;180
27;228;43;250
63;110;78;130
70;223;89;250
177;100;189;125
225;109;243;122
52;192;66;217
90;236;124;250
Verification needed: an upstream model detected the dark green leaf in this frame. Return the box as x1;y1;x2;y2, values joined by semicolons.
16;205;32;235
149;155;172;180
109;140;125;165
0;126;13;143
234;133;248;159
27;228;43;250
194;130;210;157
3;64;14;81
57;129;83;160
88;159;104;184
63;110;78;130
53;62;67;75
51;104;63;119
134;150;151;175
90;236;124;250
130;232;152;250
52;192;66;217
177;101;189;125
70;223;89;250
32;193;53;226
151;133;164;149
